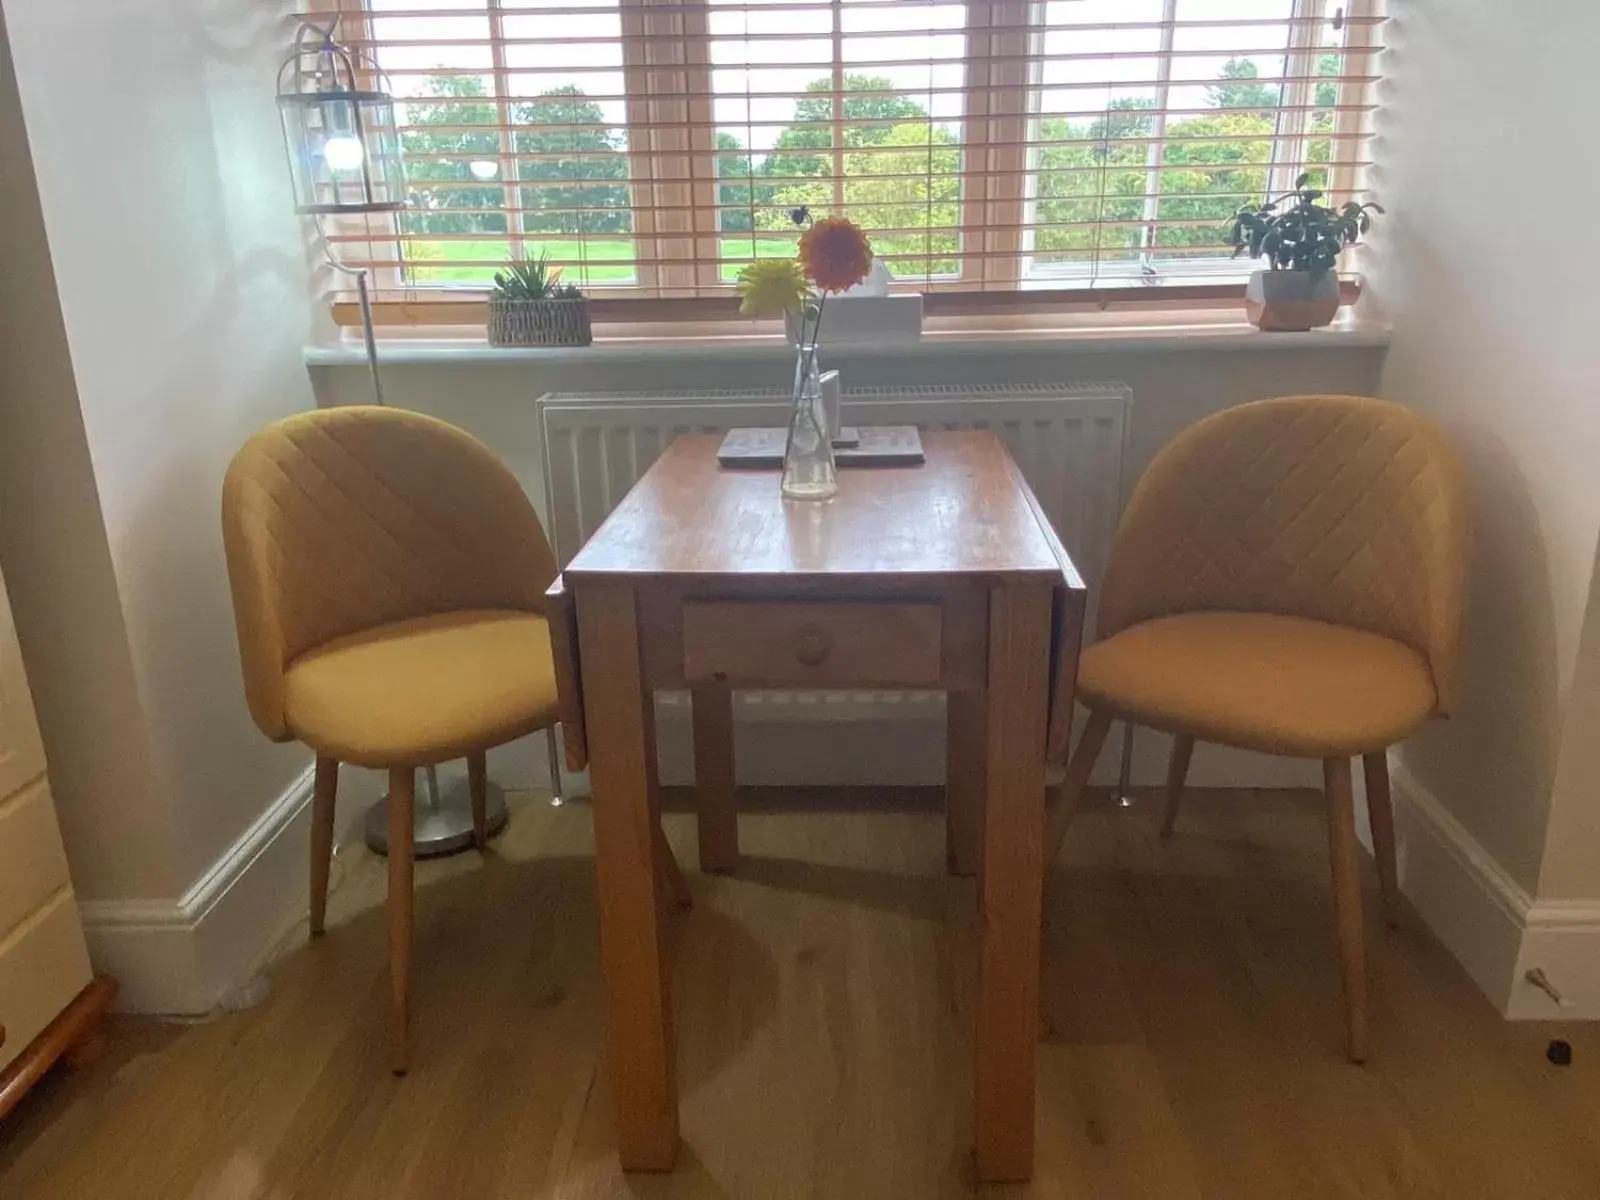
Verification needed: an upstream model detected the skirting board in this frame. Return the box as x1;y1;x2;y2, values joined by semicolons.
77;763;315;1014
1390;762;1600;1020
78;735;1598;1021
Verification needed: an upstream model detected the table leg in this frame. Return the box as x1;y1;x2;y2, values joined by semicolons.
643;692;691;912
946;689;986;878
974;584;1052;1183
692;684;739;872
577;585;679;1171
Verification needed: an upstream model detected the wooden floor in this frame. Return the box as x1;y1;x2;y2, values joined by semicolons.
2;786;1597;1199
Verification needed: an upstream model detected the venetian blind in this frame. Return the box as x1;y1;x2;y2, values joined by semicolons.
313;0;1384;303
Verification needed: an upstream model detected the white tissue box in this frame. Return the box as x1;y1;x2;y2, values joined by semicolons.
785;294;923;346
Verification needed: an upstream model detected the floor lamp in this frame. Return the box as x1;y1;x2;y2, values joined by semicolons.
275;18;520;856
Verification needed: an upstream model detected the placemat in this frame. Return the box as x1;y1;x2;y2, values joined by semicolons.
718;425;924;468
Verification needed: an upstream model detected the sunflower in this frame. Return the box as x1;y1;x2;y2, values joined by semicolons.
736;258;810;318
798;217;874;294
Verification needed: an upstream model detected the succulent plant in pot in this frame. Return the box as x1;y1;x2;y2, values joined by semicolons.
1229;175;1383;331
487;251;593;347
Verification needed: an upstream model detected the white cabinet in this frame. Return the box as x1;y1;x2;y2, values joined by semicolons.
0;555;47;800
0;557;101;1103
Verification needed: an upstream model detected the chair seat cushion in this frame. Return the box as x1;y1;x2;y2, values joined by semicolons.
283;610;559;767
1078;612;1436;758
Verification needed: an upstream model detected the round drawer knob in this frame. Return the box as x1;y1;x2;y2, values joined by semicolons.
793;626;833;667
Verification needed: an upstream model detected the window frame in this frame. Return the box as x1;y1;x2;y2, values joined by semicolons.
329;0;1382;326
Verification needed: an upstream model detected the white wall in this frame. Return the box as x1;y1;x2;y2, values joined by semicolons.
308;336;1388;515
1540;532;1600;899
1366;0;1600;901
311;333;1388;792
0;0;320;1008
0;7;180;901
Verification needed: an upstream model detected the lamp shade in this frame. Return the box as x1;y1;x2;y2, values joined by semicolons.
278;21;405;216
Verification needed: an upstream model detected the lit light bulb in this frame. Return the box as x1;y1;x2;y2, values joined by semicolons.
322;135;365;172
469;160;499;180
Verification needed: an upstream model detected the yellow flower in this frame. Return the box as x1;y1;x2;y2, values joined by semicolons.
799;217;873;293
736;259;809;318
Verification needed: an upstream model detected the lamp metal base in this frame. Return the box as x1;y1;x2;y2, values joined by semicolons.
363;775;509;859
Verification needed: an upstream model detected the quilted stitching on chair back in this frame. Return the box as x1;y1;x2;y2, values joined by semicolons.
1097;395;1469;713
221;406;558;740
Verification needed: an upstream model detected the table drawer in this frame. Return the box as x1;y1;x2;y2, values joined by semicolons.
682;601;943;688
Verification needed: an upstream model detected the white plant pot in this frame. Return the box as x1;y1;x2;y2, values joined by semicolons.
785;294;923;346
1245;269;1340;332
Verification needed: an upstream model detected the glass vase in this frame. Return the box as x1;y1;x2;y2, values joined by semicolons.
781;345;838;500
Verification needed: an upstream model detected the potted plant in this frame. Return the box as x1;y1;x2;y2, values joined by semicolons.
1229;175;1382;331
487;251;593;347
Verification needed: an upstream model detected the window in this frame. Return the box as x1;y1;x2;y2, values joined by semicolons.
340;0;636;288
325;0;1383;310
710;0;967;284
1023;0;1362;285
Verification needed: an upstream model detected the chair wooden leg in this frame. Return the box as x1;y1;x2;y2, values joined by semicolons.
1363;751;1401;930
1159;735;1196;839
1044;708;1114;866
654;823;692;911
1323;757;1369;1064
468;751;488;850
388;766;415;1075
309;756;339;937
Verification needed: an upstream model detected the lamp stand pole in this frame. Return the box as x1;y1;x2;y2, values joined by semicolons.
314;228;384;406
283;22;545;857
317;245;565;856
316;234;523;855
1113;722;1136;809
354;268;384;406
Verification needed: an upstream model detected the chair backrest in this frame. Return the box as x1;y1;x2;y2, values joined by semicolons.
1097;395;1469;713
222;406;558;741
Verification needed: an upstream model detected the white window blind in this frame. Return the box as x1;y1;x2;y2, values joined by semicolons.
315;0;1384;305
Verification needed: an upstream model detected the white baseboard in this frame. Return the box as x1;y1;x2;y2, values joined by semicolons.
79;764;315;1014
1512;900;1600;1020
1390;763;1600;1020
82;738;1597;1022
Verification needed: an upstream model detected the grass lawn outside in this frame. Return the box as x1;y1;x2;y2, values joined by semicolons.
404;236;798;286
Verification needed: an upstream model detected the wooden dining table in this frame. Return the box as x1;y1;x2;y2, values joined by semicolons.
548;429;1085;1183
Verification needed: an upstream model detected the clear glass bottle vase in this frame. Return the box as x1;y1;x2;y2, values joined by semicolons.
780;344;838;500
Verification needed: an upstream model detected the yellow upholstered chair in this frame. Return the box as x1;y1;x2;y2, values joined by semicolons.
222;406;637;1073
1045;395;1468;1063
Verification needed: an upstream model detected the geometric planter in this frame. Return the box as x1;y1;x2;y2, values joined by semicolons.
1245;268;1341;332
487;297;593;347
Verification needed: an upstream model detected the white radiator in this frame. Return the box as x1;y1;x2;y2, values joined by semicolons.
536;383;1130;777
536;382;1132;582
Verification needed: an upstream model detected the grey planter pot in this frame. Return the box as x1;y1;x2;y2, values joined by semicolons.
1245;269;1340;332
487;297;593;347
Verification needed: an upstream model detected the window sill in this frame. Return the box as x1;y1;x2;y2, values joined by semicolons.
304;312;1390;369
